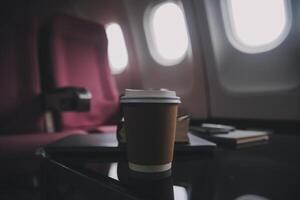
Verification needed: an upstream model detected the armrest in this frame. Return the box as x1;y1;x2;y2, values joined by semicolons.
44;87;91;112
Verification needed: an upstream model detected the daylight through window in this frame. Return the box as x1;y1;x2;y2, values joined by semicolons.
105;23;128;74
223;0;291;53
145;2;189;66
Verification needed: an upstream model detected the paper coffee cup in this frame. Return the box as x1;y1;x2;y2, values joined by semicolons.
120;89;180;173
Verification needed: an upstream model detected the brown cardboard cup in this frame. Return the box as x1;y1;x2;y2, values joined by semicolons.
120;89;180;173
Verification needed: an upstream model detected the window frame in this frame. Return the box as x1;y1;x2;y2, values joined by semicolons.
144;2;190;66
221;0;292;54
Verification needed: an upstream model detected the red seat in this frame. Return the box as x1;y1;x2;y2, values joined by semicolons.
39;15;120;133
0;18;84;181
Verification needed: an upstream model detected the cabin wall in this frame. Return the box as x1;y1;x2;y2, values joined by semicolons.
122;0;209;118
1;0;299;121
192;0;300;121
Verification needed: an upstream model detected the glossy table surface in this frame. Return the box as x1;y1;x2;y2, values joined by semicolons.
42;133;300;200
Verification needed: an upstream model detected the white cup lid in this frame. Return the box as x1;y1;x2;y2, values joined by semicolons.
120;89;181;104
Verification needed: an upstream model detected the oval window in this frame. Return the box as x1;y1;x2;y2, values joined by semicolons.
222;0;291;53
145;2;190;66
105;23;129;74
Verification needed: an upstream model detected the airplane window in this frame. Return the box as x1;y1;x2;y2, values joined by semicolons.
105;23;129;74
145;2;189;66
222;0;291;53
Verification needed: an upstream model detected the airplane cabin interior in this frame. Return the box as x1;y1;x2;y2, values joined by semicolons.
0;0;300;199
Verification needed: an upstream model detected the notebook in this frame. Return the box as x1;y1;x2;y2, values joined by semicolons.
190;129;270;147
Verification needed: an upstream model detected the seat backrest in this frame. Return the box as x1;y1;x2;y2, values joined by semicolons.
39;15;119;131
0;18;44;134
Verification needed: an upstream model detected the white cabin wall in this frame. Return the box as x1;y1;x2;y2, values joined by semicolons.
193;0;300;121
122;0;209;118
